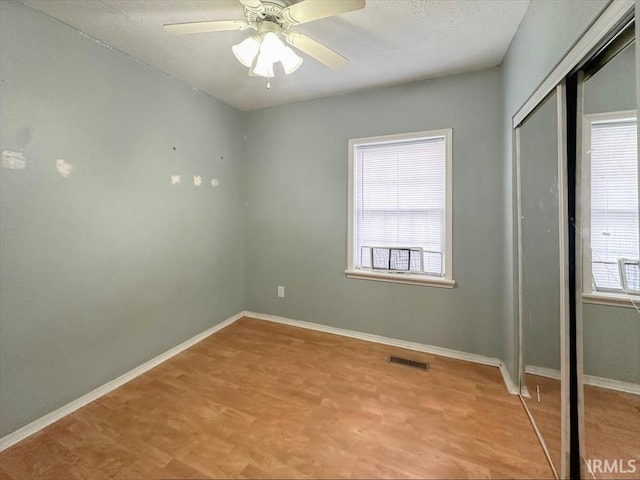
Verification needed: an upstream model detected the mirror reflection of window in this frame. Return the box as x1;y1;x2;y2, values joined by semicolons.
586;114;638;294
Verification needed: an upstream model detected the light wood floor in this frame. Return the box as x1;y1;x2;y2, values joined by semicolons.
524;373;640;479
0;317;553;479
584;385;640;479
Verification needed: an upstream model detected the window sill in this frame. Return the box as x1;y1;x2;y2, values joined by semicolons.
582;292;640;309
344;269;456;288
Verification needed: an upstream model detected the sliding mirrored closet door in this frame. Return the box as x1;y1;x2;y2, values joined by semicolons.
576;30;639;480
515;4;637;479
517;88;568;478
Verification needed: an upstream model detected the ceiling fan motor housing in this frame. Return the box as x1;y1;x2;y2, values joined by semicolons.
244;0;294;32
257;20;283;37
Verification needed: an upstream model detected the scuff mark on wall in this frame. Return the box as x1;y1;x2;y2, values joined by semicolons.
55;159;73;178
1;150;26;170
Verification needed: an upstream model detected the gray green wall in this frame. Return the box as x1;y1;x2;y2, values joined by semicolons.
583;43;636;114
244;67;506;360
583;305;639;383
0;0;245;436
500;0;608;379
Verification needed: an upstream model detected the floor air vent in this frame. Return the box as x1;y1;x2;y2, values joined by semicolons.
388;355;429;371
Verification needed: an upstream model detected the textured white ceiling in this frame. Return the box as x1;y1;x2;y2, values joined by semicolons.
21;0;529;111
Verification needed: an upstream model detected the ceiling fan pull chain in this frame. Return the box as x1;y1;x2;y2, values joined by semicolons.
266;78;271;90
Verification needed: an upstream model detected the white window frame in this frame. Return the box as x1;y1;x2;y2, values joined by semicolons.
345;129;455;288
581;110;639;308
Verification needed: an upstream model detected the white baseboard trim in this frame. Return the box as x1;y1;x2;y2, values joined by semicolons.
0;312;243;452
243;311;520;395
525;365;562;380
499;363;521;395
526;365;640;395
583;374;640;395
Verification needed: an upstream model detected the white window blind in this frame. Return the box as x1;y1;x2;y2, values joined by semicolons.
590;117;638;293
353;135;447;276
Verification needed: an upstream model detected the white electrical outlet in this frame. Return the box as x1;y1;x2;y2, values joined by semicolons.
277;286;285;298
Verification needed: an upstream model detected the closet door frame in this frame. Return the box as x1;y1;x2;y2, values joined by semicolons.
574;71;587;480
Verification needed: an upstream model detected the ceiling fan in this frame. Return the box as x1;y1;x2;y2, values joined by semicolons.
164;0;365;78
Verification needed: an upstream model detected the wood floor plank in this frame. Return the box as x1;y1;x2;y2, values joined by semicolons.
0;317;553;479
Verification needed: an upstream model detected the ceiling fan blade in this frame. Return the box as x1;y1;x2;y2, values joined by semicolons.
237;0;266;15
164;20;249;35
286;31;348;70
283;0;365;25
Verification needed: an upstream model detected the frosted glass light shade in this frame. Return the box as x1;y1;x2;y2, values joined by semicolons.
252;51;275;78
232;36;260;67
259;32;285;62
234;30;303;78
280;46;303;74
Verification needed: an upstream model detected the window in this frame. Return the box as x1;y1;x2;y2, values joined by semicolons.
346;129;454;287
583;112;638;297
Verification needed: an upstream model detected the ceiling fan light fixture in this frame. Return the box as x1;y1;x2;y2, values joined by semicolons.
279;46;303;74
168;0;363;83
259;32;285;62
252;50;275;78
232;35;260;67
